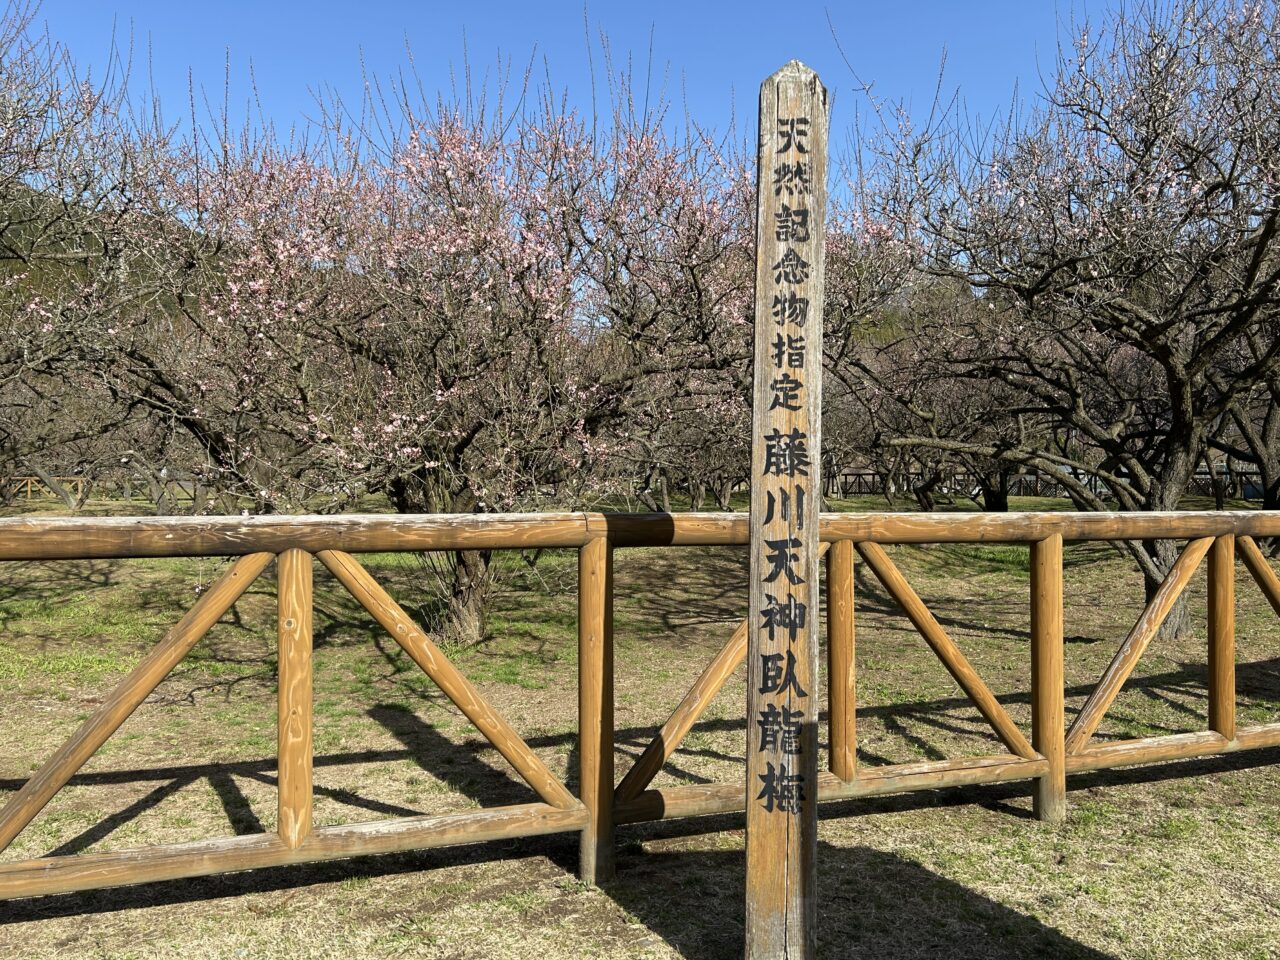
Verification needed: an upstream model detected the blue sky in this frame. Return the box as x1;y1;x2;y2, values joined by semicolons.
36;2;1104;139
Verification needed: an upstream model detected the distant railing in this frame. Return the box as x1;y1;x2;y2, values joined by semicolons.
0;510;1278;900
5;476;203;504
828;470;1270;502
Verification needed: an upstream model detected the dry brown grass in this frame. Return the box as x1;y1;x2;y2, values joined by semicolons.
0;499;1277;958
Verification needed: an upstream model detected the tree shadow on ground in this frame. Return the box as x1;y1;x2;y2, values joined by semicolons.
606;842;1114;960
367;702;539;807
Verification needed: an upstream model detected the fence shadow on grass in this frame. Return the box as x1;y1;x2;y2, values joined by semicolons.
3;657;1277;861
3;745;1278;957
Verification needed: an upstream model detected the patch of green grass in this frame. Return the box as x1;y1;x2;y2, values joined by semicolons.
920;543;1032;577
0;641;130;685
463;647;555;689
493;890;545;914
1151;813;1200;841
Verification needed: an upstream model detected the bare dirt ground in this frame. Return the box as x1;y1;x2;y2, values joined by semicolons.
0;498;1277;959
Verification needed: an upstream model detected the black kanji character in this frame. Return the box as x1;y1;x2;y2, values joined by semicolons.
772;160;812;198
769;372;804;412
763;486;805;528
762;427;811;477
771;332;806;369
757;703;805;754
772;248;811;285
763;537;804;585
756;761;805;813
776;117;811;154
771;293;810;326
774;202;811;242
760;649;808;696
760;592;807;644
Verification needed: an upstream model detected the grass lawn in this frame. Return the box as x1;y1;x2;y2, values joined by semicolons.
0;498;1277;959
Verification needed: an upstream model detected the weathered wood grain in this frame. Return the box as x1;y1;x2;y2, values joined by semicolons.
745;59;828;960
0;513;595;559
0;803;587;900
277;548;313;849
1065;730;1230;772
1031;535;1066;822
1208;535;1236;741
615;755;1048;825
578;535;614;884
826;539;857;782
1238;535;1280;616
3;511;1279;559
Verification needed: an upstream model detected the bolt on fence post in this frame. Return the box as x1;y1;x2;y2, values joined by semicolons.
1031;534;1066;823
578;534;614;883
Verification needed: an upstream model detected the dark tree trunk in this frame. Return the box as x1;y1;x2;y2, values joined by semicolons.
690;480;705;512
26;461;75;510
912;470;943;512
1145;445;1197;641
979;469;1011;512
444;548;494;648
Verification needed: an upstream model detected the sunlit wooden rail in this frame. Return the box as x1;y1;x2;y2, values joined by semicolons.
0;510;1278;901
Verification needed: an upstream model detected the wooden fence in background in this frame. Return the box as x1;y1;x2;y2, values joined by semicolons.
0;510;1278;907
828;470;1270;501
5;476;202;504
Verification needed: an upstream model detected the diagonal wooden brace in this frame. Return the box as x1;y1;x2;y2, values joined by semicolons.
1064;537;1213;754
0;552;274;853
856;541;1037;760
317;550;577;810
1238;536;1280;616
614;542;831;805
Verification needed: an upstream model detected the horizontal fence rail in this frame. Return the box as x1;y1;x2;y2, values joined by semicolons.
0;510;1277;901
2;510;1280;559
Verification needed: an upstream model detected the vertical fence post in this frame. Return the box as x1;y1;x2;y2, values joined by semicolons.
277;549;313;850
1030;534;1065;823
578;534;614;884
826;539;856;782
1208;534;1236;741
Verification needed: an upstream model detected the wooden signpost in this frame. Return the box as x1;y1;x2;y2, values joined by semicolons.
745;61;828;960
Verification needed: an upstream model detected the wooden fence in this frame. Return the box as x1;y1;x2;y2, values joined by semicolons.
829;470;1270;501
5;476;202;504
0;510;1278;905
